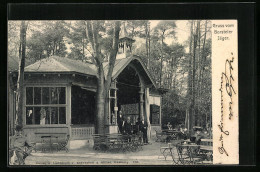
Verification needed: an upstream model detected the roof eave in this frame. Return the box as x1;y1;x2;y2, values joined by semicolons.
12;71;97;78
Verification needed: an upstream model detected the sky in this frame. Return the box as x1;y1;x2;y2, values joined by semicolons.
64;20;190;54
150;20;189;46
8;20;191;55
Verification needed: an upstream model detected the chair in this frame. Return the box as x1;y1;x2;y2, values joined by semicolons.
155;130;168;143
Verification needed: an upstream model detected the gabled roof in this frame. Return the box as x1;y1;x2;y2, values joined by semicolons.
103;55;157;88
23;55;157;88
103;57;129;79
24;56;97;76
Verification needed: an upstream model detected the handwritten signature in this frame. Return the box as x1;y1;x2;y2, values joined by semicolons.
218;52;236;156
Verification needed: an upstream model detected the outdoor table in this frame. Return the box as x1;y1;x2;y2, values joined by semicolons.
176;143;201;165
201;139;213;146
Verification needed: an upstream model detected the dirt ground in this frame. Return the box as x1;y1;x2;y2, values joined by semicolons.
24;138;179;166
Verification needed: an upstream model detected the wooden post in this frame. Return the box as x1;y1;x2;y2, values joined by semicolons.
114;80;118;124
23;86;26;126
67;85;72;148
139;87;144;121
145;88;151;139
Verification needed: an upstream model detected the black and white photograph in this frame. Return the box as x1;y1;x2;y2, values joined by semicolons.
8;20;216;165
4;2;257;168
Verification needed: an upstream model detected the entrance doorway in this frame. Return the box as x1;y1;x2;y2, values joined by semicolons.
116;66;141;124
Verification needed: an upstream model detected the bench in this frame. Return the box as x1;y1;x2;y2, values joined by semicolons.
34;132;70;152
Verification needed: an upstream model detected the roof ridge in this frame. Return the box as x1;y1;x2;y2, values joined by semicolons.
24;58;45;70
52;57;70;71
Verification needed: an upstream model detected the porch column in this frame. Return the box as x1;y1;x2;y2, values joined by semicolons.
139;87;144;121
67;85;72;148
145;88;151;139
114;80;118;124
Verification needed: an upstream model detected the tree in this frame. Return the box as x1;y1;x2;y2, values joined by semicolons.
66;21;88;60
26;21;69;61
153;21;176;87
85;21;121;134
126;20;152;69
8;21;20;58
16;21;29;125
165;43;185;89
185;20;212;130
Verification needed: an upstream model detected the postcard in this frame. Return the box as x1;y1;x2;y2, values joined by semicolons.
8;19;238;166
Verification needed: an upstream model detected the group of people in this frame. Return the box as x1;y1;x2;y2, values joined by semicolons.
117;111;149;144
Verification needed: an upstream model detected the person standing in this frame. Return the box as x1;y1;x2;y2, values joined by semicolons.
140;120;148;144
117;111;124;134
135;117;141;133
9;125;33;165
123;116;132;135
123;116;132;143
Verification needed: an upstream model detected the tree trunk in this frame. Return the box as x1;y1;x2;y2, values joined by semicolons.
159;33;165;87
187;21;193;131
148;24;151;69
145;22;149;67
82;38;85;56
200;21;208;127
95;64;105;134
196;21;201;126
85;21;120;134
145;21;151;69
15;21;28;126
191;21;199;127
104;21;120;130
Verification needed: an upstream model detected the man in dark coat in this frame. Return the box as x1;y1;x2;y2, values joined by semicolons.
117;111;124;134
140;120;148;144
123;116;132;135
134;117;141;134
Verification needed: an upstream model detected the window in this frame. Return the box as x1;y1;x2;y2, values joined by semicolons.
150;105;160;125
25;87;66;125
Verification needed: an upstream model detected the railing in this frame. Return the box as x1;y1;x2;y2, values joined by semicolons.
71;125;94;140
